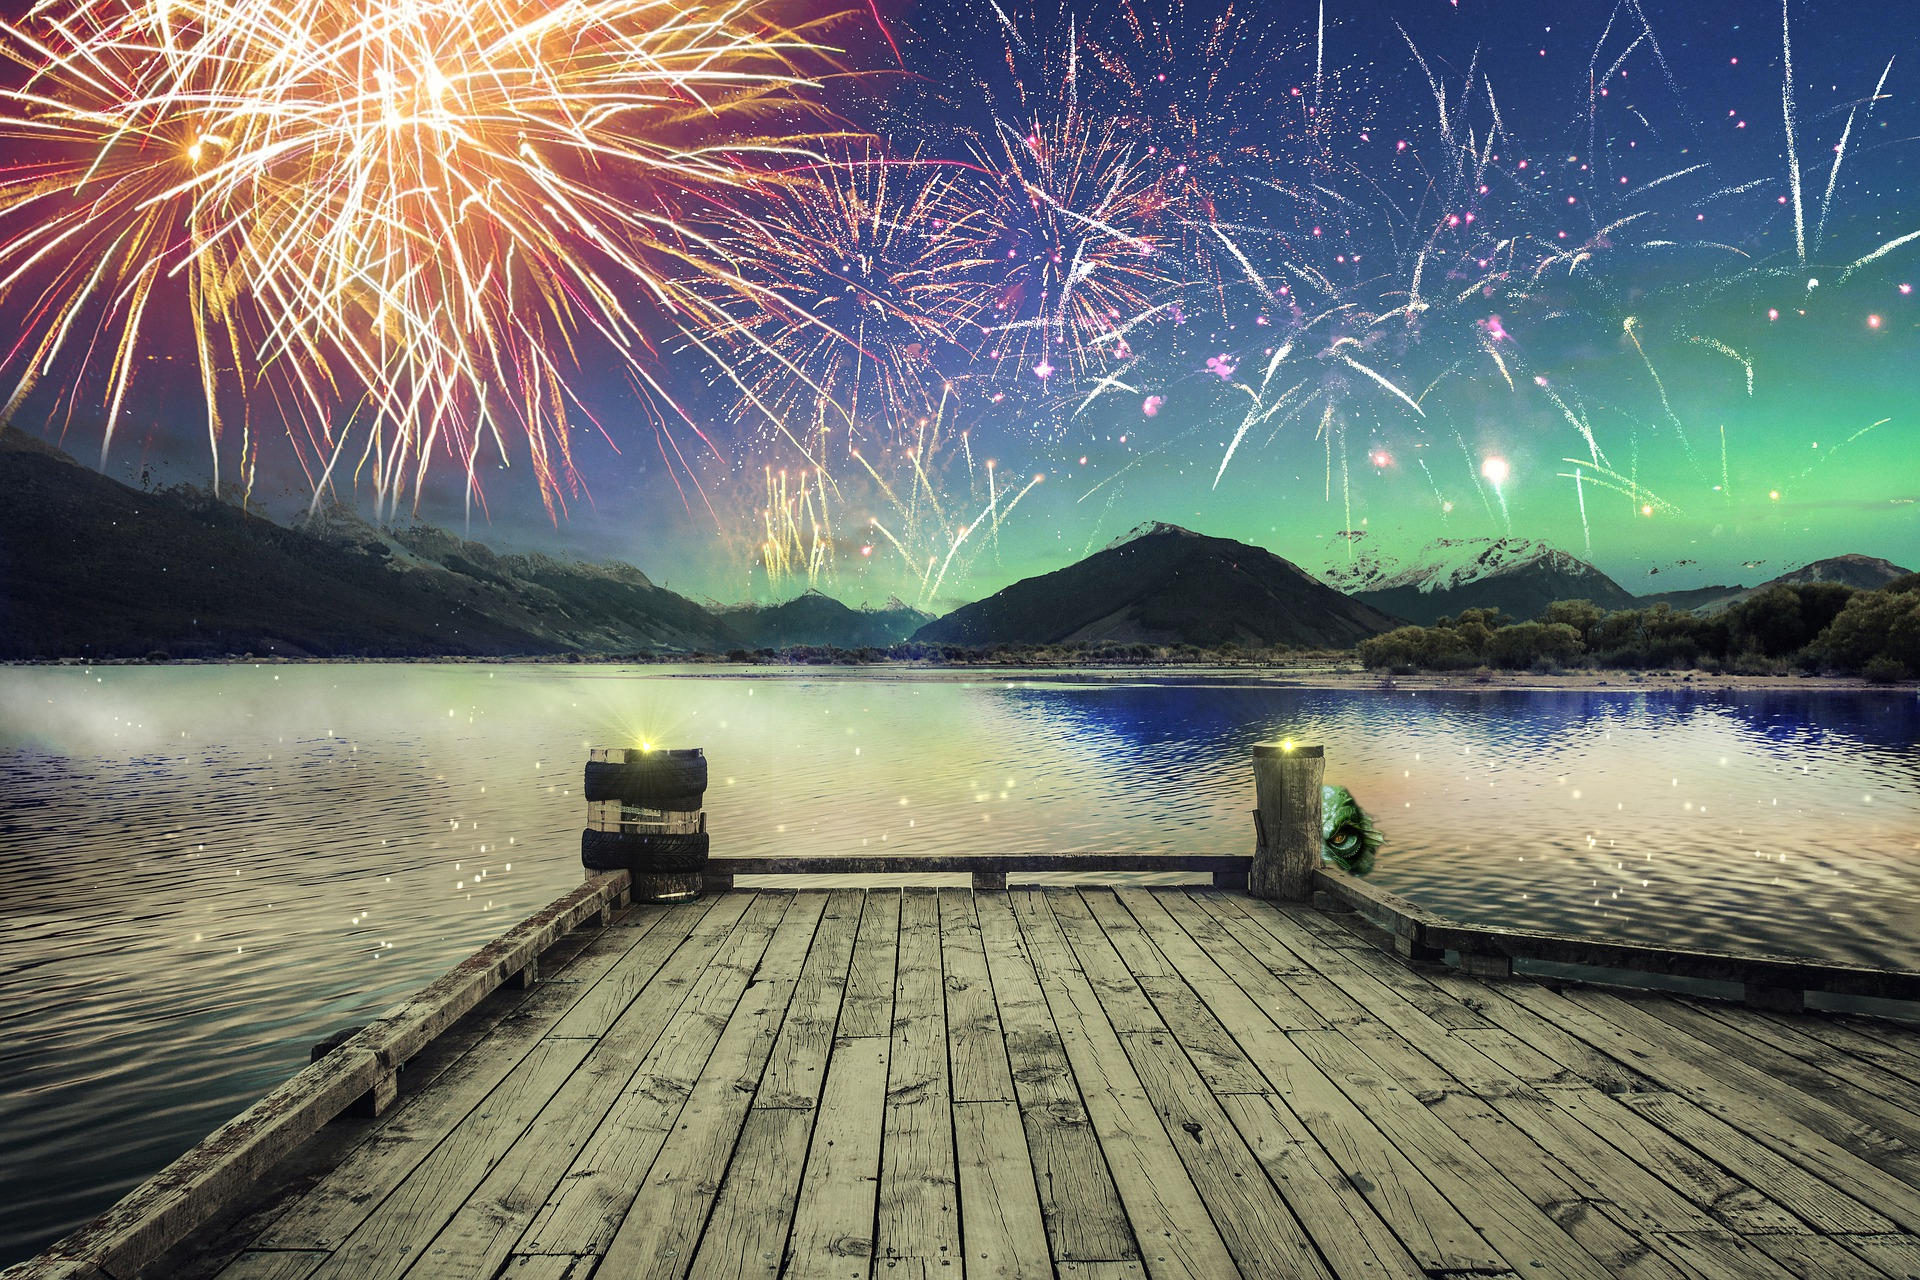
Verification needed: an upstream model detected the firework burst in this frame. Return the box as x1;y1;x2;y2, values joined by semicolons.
963;101;1178;397
0;0;849;513
701;143;991;457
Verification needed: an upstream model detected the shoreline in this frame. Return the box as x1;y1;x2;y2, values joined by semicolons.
6;653;1910;693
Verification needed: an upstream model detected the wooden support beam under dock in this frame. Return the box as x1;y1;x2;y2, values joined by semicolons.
19;881;1920;1280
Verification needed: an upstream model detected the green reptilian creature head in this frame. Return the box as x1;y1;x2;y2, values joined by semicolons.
1321;784;1382;876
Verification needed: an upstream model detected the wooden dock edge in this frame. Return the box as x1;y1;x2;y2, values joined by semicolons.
0;870;632;1280
699;852;1253;893
1313;864;1920;1010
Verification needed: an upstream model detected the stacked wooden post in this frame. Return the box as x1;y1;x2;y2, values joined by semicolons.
581;747;708;903
1249;742;1323;902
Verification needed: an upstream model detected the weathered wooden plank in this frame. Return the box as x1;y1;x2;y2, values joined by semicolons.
1222;897;1759;1248
1536;1085;1805;1236
1650;996;1920;1131
1008;891;1243;1280
1615;1091;1900;1235
1212;1093;1427;1280
1043;890;1335;1278
1286;1026;1616;1279
1627;1224;1805;1280
755;889;863;1110
208;1251;331;1280
973;891;1135;1265
1070;891;1270;1094
953;1100;1051;1280
1414;967;1648;1093
1111;889;1501;1275
938;890;1017;1104
683;1108;816;1280
1111;1029;1334;1278
495;1256;586;1280
1211;923;1762;1257
1510;983;1920;1232
1423;1084;1734;1275
352;872;633;1069
1445;977;1901;1233
784;1037;889;1280
1755;1012;1920;1092
878;890;959;1264
1150;891;1331;1031
1824;1014;1920;1075
836;889;900;1040
1223;893;1491;1030
494;894;795;1265
254;901;699;1252
545;901;697;1039
9;1036;386;1280
299;1035;597;1280
1751;1232;1898;1280
592;893;829;1278
1209;890;1782;1254
1840;1231;1920;1279
296;893;768;1280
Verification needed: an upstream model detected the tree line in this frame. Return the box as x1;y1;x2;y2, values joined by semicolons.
1356;576;1920;681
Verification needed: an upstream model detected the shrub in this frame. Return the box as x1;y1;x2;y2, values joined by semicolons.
1541;599;1603;645
1484;621;1584;670
1862;655;1910;684
1725;650;1787;676
1357;627;1427;670
1726;583;1856;658
1815;583;1920;674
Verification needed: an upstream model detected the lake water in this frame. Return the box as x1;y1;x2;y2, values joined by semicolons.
2;663;1917;1264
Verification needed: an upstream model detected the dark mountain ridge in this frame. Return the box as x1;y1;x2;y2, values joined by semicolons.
0;426;739;658
716;590;932;649
913;523;1400;648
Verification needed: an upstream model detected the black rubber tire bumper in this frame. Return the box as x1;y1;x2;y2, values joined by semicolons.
581;828;710;873
583;754;708;808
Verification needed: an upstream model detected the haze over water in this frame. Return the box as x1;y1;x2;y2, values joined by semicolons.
1;663;1916;1263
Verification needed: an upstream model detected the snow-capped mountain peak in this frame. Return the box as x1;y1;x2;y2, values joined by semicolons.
1323;535;1605;595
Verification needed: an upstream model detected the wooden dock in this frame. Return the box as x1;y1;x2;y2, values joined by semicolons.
39;880;1920;1280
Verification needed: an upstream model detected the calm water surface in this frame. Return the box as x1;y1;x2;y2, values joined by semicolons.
1;663;1916;1263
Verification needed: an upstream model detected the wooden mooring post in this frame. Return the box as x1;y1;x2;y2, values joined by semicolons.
1250;741;1324;902
580;747;709;903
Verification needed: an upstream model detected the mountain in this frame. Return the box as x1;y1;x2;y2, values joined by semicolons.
1338;536;1638;626
1634;584;1749;613
0;426;738;658
1640;554;1915;617
1760;554;1912;592
912;522;1401;648
716;590;932;649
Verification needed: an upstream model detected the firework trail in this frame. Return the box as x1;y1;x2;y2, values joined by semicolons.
962;104;1179;395
0;0;851;514
701;144;992;452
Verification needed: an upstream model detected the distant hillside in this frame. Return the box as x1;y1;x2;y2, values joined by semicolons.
0;426;738;658
1760;554;1911;592
1342;537;1637;626
1634;585;1749;613
914;522;1400;648
1636;556;1912;616
716;590;932;649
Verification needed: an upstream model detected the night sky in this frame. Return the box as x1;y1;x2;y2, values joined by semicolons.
7;0;1917;607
